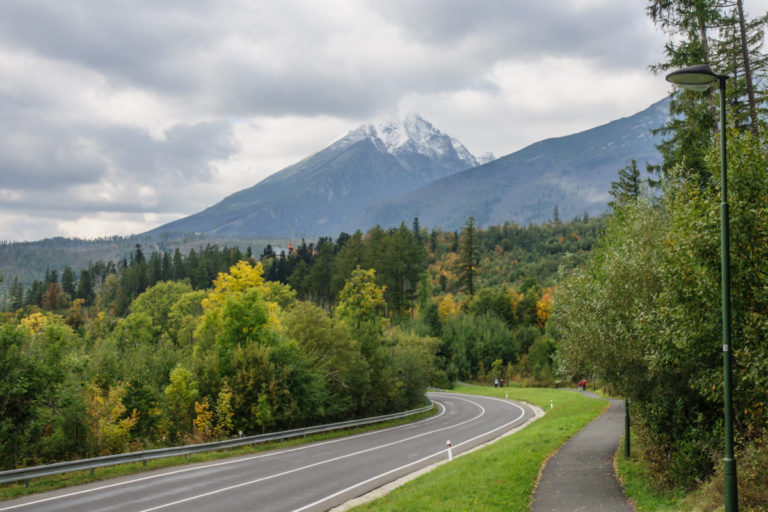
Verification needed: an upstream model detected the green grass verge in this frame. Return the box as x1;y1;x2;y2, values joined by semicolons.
615;443;692;512
352;385;607;512
0;406;437;502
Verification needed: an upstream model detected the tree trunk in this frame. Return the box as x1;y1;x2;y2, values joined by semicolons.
697;10;719;132
736;0;759;134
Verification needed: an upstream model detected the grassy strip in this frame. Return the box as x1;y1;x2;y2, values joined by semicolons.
0;406;437;502
352;385;607;512
615;442;691;512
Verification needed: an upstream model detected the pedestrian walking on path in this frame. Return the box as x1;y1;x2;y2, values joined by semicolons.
531;398;634;511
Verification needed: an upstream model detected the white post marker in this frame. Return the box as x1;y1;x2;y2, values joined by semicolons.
550;400;553;409
505;391;508;400
446;440;453;461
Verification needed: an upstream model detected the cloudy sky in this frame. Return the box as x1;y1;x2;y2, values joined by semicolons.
1;0;765;242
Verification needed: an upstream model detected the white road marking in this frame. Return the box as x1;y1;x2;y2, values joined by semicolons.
137;398;486;511
291;396;526;512
0;402;447;512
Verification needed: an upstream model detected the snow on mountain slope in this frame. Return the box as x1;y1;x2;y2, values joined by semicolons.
335;113;479;170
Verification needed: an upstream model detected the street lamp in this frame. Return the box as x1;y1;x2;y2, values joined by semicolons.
666;64;738;512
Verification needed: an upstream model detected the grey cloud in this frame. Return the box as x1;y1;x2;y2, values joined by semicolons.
0;0;667;240
367;0;658;69
0;120;106;189
96;121;237;182
0;0;523;120
0;117;238;213
0;0;217;92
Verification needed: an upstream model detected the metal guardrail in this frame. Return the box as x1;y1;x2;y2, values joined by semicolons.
0;401;434;487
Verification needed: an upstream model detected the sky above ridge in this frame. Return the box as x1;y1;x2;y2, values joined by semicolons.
1;0;765;241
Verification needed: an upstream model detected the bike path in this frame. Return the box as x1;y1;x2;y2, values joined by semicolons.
531;395;634;511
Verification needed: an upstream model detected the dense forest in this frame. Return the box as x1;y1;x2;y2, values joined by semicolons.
0;216;602;470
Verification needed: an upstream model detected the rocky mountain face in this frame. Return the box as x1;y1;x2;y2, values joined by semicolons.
353;97;668;231
150;114;478;238
151;98;668;238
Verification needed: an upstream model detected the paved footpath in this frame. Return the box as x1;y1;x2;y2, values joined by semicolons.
531;395;634;512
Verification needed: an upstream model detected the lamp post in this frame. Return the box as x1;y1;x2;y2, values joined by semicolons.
665;64;738;512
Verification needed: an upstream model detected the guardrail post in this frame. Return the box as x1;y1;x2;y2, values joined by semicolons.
90;468;95;476
25;479;29;488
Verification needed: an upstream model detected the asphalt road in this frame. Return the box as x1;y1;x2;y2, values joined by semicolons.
1;392;533;512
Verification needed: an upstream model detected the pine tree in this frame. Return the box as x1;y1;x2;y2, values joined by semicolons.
648;0;767;178
76;269;95;306
609;160;644;210
457;217;478;297
61;266;77;297
9;277;24;311
412;217;422;243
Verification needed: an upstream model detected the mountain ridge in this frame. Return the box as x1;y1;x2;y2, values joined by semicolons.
151;113;477;238
151;99;668;237
353;97;668;230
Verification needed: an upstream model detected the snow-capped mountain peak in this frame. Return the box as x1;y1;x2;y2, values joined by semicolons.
337;114;479;170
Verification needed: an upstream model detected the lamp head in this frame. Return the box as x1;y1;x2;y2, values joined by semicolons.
665;64;721;91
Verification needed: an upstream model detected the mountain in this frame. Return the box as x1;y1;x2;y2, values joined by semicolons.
150;114;478;238
353;97;669;231
152;99;668;238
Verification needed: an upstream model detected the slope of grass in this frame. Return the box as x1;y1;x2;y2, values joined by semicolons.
352;385;606;512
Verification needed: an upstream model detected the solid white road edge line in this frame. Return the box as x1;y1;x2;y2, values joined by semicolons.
330;399;545;512
292;395;528;512
0;401;448;512
136;397;486;512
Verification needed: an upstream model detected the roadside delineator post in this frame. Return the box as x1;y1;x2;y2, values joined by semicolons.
550;400;553;409
446;440;453;461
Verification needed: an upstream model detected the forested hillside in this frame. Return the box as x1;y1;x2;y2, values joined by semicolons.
0;216;602;470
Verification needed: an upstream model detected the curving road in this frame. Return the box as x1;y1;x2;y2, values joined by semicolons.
1;392;533;512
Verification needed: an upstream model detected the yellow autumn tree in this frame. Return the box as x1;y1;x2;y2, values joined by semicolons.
536;287;554;327
437;294;459;323
202;260;266;310
335;267;386;329
193;398;215;441
20;312;50;334
85;381;138;455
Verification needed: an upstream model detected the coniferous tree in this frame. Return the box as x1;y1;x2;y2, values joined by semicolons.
173;248;185;280
61;266;77;297
161;252;173;281
412;217;421;243
457;217;478;297
76;269;95;306
9;277;24;311
609;160;644;210
261;244;276;260
648;0;767;177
